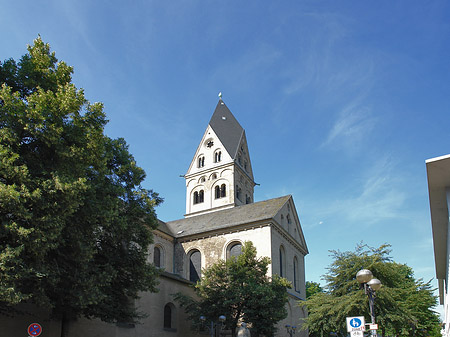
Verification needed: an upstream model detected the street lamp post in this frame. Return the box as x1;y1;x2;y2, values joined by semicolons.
200;315;226;337
356;269;382;337
285;324;297;337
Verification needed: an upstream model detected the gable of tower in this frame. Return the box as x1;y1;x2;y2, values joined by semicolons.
186;125;232;177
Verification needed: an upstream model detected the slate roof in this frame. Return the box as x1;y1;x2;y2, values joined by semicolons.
156;219;175;236
209;100;244;159
164;195;291;238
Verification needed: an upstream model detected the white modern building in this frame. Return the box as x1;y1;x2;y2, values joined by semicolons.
426;154;450;336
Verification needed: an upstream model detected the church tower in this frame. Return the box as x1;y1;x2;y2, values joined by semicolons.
184;99;256;217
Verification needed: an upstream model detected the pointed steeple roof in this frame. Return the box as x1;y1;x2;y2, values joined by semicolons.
209;100;244;159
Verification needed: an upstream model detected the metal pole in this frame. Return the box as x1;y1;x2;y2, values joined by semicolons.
366;284;376;337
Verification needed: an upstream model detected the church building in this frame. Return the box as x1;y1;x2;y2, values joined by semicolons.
142;99;309;337
2;99;309;337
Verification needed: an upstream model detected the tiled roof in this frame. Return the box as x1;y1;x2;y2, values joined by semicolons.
164;195;291;238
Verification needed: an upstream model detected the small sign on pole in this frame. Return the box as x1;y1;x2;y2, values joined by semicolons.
350;331;364;337
346;316;366;332
369;324;378;330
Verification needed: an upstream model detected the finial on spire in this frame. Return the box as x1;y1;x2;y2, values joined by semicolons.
218;92;222;100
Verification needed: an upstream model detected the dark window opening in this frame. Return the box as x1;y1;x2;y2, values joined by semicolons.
279;247;285;277
215;184;226;199
154;246;161;267
193;191;199;204
229;243;242;259
194;190;204;204
198;156;205;168
215;186;220;199
189;250;201;283
221;184;226;198
215;151;222;163
236;185;242;201
294;257;299;292
164;304;171;328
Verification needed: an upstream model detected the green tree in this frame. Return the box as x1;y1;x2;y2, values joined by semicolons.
306;281;324;299
0;37;162;336
302;244;440;337
174;241;291;337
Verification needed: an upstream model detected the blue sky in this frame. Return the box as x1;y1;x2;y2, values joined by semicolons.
2;0;450;306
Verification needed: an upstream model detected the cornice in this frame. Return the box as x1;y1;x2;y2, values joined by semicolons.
159;271;192;285
185;162;234;179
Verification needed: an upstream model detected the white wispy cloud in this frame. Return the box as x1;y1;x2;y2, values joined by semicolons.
321;99;376;152
330;157;407;224
297;156;409;230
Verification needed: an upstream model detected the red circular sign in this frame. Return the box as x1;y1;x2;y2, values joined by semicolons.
28;323;42;336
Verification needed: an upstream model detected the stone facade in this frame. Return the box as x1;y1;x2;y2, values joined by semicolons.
2;99;309;337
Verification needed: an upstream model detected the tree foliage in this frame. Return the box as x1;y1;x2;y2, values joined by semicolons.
306;281;324;299
302;243;440;337
0;37;162;330
174;241;291;337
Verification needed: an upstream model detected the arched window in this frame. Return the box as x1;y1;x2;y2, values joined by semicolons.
293;256;299;292
189;250;201;283
198;156;205;168
227;242;242;260
215;185;220;199
154;246;161;267
194;190;204;204
236;185;242;201
164;303;176;330
193;191;199;204
246;194;251;204
214;151;222;163
279;246;286;277
221;184;226;198
215;184;226;199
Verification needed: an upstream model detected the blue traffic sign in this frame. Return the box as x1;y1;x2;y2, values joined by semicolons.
28;323;42;336
349;318;362;328
346;316;366;332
